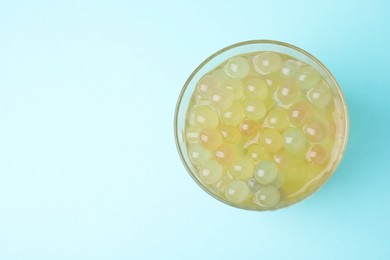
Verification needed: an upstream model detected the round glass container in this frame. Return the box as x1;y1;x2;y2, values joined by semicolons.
174;40;349;211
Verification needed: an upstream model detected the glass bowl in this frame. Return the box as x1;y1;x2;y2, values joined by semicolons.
174;40;349;211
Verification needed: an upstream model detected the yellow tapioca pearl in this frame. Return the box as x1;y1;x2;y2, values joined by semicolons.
188;144;212;166
297;66;321;91
223;78;244;100
306;145;329;164
214;144;238;166
264;108;289;130
243;77;268;100
218;125;241;145
189;106;219;129
252;52;282;74
273;151;296;171
239;119;260;139
307;82;333;108
199;128;223;150
255;186;280;208
242;98;266;120
288;101;314;126
276;83;302;105
196;74;219;99
221;102;244;126
224;56;250;79
225;180;250;203
283;127;307;153
246;144;270;163
259;128;283;153
304;119;327;142
210;87;234;111
230;156;255;180
198;160;223;185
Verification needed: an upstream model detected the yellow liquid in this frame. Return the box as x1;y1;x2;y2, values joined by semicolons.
184;51;344;210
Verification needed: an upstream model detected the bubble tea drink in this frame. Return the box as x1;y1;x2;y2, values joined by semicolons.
176;41;348;210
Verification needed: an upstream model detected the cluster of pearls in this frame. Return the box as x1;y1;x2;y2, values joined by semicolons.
185;51;337;209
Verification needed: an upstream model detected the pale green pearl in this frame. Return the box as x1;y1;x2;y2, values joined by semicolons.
252;52;282;74
196;74;220;99
255;186;280;207
254;160;278;185
297;66;321;91
307;82;333;108
283;127;307;153
199;160;223;184
188;144;212;166
224;56;250;79
280;59;300;77
225;180;250;203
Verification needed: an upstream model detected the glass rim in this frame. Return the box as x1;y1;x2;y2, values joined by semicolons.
174;39;349;211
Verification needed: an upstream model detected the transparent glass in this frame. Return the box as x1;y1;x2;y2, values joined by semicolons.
174;40;349;211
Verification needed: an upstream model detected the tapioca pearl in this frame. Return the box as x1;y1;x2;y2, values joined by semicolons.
276;83;301;105
255;186;281;207
288;101;314;126
239;119;260;139
247;178;263;193
223;78;244;100
214;144;238;166
225;180;250;203
254;160;278;184
252;52;282;74
283;127;306;153
304;120;327;142
210;87;234;111
297;66;321;91
246;144;269;163
212;69;229;85
218;125;241;145
189;106;219;129
243;77;268;100
242;98;266;120
273;151;294;170
264;108;289;130
198;160;223;184
224;56;250;79
306;145;328;164
221;102;244;126
259;128;283;153
185;126;201;144
230;156;255;180
196;74;220;99
199;128;223;150
212;174;231;194
307;82;333;108
280;59;300;78
188;144;212;166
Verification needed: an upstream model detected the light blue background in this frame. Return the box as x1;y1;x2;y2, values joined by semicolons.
0;1;389;259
